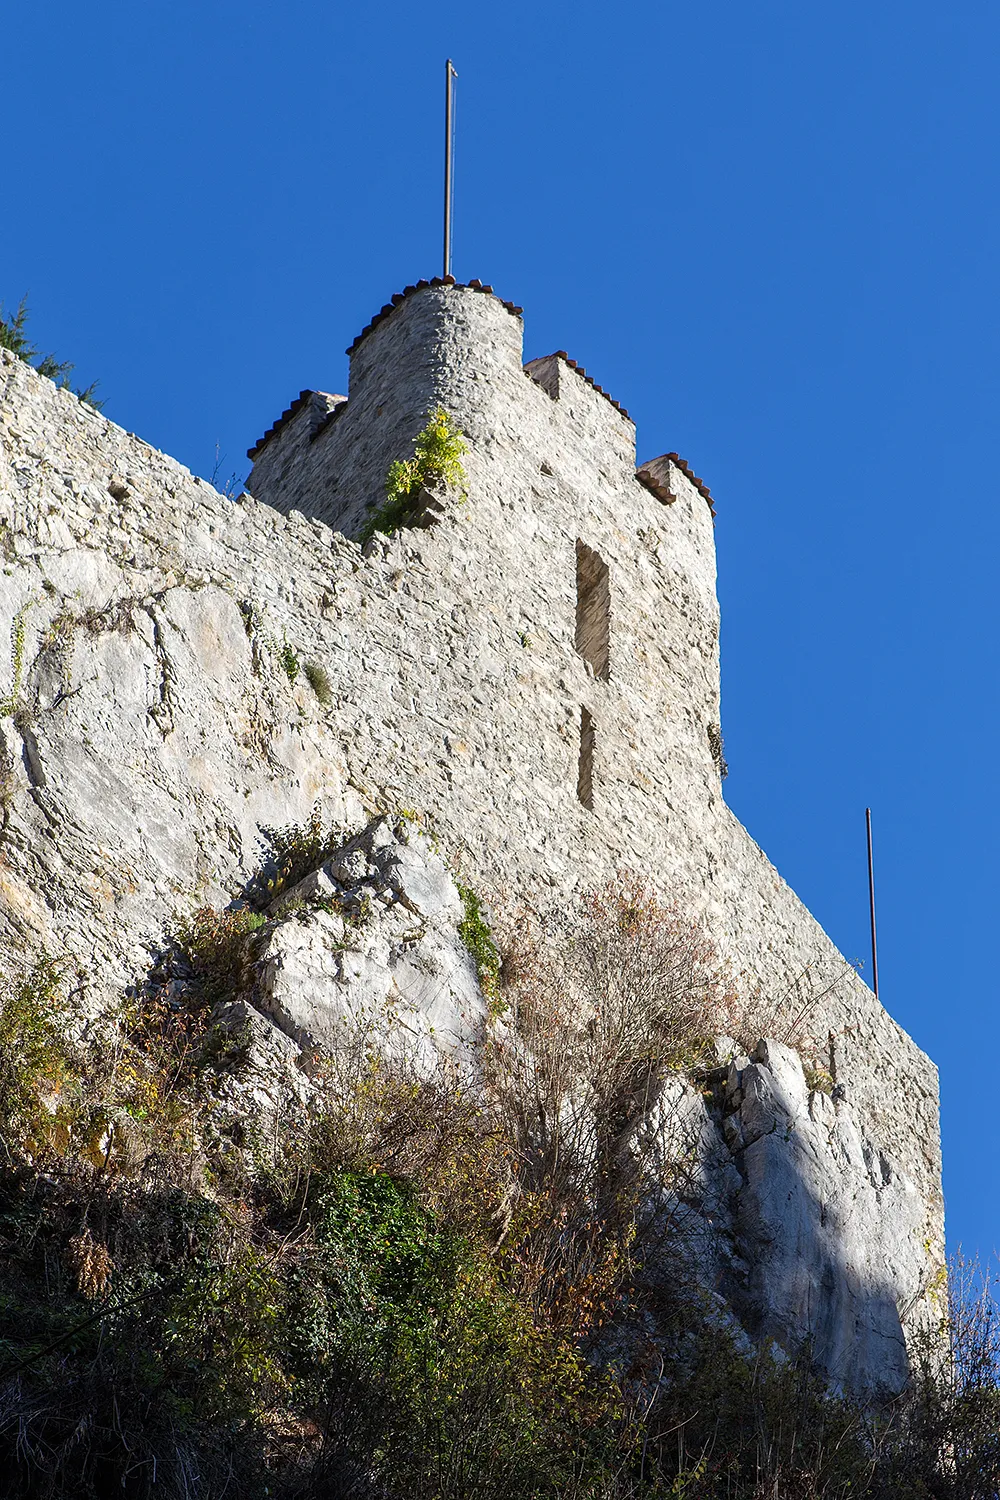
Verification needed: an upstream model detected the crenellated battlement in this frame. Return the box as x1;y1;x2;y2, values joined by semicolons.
248;282;644;536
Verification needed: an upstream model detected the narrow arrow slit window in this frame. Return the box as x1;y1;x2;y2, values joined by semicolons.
575;540;610;680
578;706;596;810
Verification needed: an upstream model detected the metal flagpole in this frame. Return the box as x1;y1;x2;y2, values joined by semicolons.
866;807;879;999
443;59;457;278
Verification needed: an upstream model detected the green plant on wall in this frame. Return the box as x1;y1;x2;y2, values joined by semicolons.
361;406;468;543
304;661;333;706
0;956;71;1156
456;880;502;1006
0;598;38;719
278;640;300;686
250;801;343;908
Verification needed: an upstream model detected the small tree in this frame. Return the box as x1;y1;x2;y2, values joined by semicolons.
0;296;103;409
485;876;728;1336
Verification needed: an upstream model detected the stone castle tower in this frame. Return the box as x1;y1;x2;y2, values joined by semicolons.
0;277;942;1391
248;277;723;856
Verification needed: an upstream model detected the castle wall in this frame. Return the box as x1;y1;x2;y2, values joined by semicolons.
245;390;346;517
0;297;943;1351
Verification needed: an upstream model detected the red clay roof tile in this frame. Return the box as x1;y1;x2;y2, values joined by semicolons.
527;352;631;422
345;279;523;356
636;453;716;515
247;389;314;461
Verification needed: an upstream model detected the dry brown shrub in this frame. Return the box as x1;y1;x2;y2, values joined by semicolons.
482;874;733;1335
64;1228;113;1299
307;1045;513;1241
488;875;726;1177
715;954;863;1062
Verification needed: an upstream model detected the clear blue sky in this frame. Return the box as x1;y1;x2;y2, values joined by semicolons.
5;2;997;1262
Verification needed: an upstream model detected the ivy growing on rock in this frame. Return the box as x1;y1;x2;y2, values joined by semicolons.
456;879;502;1005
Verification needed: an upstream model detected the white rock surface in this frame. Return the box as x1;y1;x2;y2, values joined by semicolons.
255;818;484;1078
631;1039;930;1393
724;1040;927;1392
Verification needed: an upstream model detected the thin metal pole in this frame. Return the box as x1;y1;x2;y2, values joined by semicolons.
866;807;879;1000
443;59;457;278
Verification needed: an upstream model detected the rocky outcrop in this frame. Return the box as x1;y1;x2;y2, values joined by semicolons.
720;1040;926;1392
168;815;926;1394
628;1037;929;1392
255;815;485;1076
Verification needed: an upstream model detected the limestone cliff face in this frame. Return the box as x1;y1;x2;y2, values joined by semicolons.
150;811;926;1394
0;284;943;1392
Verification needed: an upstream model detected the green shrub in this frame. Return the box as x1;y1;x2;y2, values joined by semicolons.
456;880;501;1004
804;1064;834;1094
162;1247;289;1420
0;956;71;1162
3;878;999;1500
361;406;468;542
304;660;333;706
172;906;267;1007
250;800;343;908
0;295;103;409
288;1169;620;1497
0;597;37;718
278;639;300;685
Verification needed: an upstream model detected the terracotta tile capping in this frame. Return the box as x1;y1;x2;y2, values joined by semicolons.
526;351;632;422
247;389;313;461
248;392;348;463
345;277;524;357
636;453;716;516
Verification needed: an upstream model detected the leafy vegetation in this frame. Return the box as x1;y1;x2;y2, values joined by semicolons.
172;905;268;1008
456;879;501;1004
361;406;468;542
0;296;103;409
0;598;38;719
278;639;300;685
0;873;998;1498
303;660;333;706
0;956;71;1162
247;799;345;908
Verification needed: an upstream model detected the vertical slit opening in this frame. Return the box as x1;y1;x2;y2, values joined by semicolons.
578;706;595;810
575;540;610;680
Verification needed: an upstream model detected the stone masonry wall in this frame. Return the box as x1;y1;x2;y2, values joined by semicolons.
0;288;943;1358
